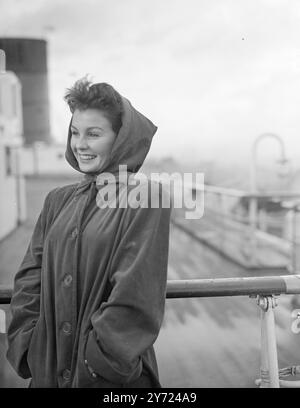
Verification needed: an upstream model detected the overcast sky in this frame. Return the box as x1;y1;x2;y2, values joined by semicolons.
1;0;300;167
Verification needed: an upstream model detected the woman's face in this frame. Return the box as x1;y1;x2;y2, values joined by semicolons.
70;108;117;173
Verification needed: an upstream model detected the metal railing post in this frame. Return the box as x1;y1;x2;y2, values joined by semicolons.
258;306;270;387
292;207;299;272
0;309;6;334
257;295;280;388
248;196;257;265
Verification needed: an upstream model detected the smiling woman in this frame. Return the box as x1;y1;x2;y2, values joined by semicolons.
70;109;117;173
6;77;172;388
66;79;123;174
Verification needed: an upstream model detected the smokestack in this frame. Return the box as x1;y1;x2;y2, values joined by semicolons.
0;49;6;72
0;38;52;145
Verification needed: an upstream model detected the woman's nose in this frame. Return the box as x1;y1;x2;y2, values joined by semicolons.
76;136;88;150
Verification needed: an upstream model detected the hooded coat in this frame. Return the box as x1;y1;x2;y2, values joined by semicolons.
6;96;171;388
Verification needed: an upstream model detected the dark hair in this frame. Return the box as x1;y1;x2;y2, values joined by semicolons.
64;77;123;134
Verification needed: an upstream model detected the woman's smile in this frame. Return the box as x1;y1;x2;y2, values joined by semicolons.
77;153;98;162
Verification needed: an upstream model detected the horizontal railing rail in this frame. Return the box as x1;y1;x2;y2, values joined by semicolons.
194;183;300;201
166;275;300;298
1;275;300;302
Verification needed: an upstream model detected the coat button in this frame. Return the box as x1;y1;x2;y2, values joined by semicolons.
62;369;71;381
63;274;73;286
71;228;78;238
62;322;72;334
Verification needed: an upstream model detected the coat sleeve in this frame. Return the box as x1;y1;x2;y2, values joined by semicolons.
85;181;172;385
6;191;52;378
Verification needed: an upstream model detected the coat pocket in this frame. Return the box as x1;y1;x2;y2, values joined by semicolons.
75;331;120;388
26;319;41;378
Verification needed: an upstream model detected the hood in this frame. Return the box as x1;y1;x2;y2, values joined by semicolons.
65;96;157;176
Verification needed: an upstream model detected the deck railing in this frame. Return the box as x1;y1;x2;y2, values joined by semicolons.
174;183;300;269
1;275;300;388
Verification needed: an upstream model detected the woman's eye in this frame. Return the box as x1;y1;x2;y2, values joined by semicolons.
88;133;99;137
71;131;79;136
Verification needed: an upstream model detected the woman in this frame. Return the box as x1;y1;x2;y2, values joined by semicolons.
6;78;171;388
